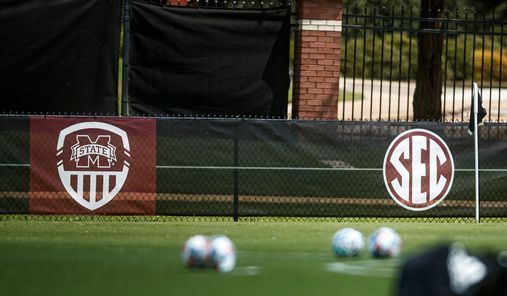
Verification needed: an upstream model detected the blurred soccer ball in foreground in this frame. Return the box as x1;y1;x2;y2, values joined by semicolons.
210;235;237;273
332;227;365;257
368;227;402;258
182;235;211;268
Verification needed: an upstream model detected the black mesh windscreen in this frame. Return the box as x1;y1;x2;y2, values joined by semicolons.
0;0;121;113
1;116;506;221
0;116;29;213
128;1;291;116
154;119;507;219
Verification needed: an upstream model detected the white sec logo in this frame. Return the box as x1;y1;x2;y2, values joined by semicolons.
383;129;454;211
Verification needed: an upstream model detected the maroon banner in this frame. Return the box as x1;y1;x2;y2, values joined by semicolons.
29;117;156;214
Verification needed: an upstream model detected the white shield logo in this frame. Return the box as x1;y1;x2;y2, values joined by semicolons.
56;122;130;210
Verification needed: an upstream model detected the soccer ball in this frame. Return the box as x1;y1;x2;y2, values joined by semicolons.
332;227;365;257
182;235;211;268
209;235;237;273
368;227;402;258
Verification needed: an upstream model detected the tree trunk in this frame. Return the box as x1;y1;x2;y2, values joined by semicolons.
413;0;445;120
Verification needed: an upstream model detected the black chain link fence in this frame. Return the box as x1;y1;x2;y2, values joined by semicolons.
1;115;506;221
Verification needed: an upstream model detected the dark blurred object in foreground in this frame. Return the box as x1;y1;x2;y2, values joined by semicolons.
397;243;507;296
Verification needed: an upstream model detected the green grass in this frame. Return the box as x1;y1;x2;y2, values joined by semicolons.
339;90;364;102
1;218;506;296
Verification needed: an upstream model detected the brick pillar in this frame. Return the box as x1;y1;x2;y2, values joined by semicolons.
292;0;342;119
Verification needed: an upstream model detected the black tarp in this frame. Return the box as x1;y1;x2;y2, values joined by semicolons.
128;2;291;116
0;0;121;113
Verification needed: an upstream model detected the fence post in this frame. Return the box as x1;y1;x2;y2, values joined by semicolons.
233;119;239;222
292;0;343;119
121;0;131;116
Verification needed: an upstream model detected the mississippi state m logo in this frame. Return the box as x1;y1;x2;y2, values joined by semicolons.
57;122;130;210
383;129;454;211
70;135;117;169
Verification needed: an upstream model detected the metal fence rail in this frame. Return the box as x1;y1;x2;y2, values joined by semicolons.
340;6;507;122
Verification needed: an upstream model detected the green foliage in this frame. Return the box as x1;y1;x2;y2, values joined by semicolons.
442;35;475;81
339;0;507;83
341;32;418;81
343;0;419;9
341;31;507;82
343;0;506;15
474;49;507;82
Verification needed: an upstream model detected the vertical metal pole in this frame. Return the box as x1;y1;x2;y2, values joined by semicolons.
452;9;458;122
499;19;504;122
461;10;468;122
443;10;449;121
407;8;413;120
480;13;486;94
379;11;386;120
360;5;367;121
397;6;404;121
473;82;480;224
342;4;349;120
369;6;377;121
387;6;394;122
233;121;239;222
488;12;495;122
122;0;131;116
351;12;358;120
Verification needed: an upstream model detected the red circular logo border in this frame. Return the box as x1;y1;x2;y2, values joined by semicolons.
383;128;455;211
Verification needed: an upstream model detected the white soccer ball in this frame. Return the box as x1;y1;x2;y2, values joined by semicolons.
210;235;237;273
368;227;402;258
332;227;365;257
182;235;211;268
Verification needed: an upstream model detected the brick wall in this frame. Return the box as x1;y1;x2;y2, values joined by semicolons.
292;0;342;119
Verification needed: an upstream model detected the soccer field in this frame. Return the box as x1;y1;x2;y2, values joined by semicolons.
1;217;506;296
